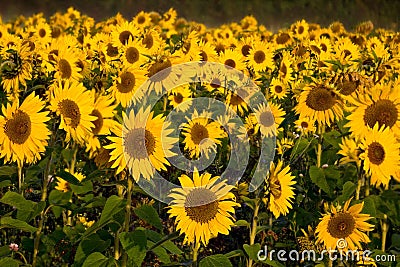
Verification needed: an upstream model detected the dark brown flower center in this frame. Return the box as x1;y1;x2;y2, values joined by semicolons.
39;28;46;38
259;110;275;127
229;94;243;106
142;33;154;49
191;123;209;145
184;188;219;223
148;59;172;82
241;44;251;56
210;78;221;88
225;59;236;69
274;85;283;93
367;142;385;165
125;47;140;64
327;212;356;239
174;93;183;104
276;33;290;44
119;30;133;45
338;80;358;96
59;99;81;128
117;71;136;93
4;110;31;144
106;43;119;57
305;86;337;111
363;99;398;129
90;109;103;135
200;51;208;61
58;59;72;79
137;16;146;24
300;121;309;128
124;128;156;159
254;50;266;64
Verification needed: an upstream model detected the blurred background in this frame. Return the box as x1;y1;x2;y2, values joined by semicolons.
1;0;399;31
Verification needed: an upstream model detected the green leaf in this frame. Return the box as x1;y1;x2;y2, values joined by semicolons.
0;191;35;211
120;230;147;267
0;257;20;267
98;195;126;227
75;234;111;265
243;243;261;261
0;180;12;188
199;254;232;267
145;230;182;255
82;252;114;267
224;249;244;258
309;166;332;195
148;240;171;263
56;170;82;185
0;245;11;257
391;234;400;249
134;204;163;230
0;166;16;176
335;181;356;203
70;181;93;195
0;217;37;233
49;190;72;206
234;220;250;228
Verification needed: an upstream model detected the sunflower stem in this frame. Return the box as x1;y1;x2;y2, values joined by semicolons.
121;175;133;267
17;163;23;194
67;144;78;226
381;214;388;252
365;176;370;197
192;241;201;265
316;124;325;168
33;152;53;267
248;198;260;267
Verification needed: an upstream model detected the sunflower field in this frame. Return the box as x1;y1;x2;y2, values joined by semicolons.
0;6;400;267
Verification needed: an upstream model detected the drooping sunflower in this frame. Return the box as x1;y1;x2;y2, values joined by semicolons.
264;161;296;218
109;66;147;108
85;93;118;158
247;40;274;72
225;90;248;115
106;107;177;181
168;169;239;245
0;93;50;165
316;199;374;251
168;84;192;112
0;40;33;97
253;102;285;137
49;80;96;144
295;83;343;126
338;137;361;166
334;37;361;66
55;170;86;193
359;125;400;187
278;51;295;85
346;82;400;138
181;110;226;159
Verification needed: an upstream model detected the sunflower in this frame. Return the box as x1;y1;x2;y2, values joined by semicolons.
253;102;285;137
0;93;50;165
269;78;288;100
276;137;294;155
295;83;343;126
110;21;139;47
168;169;239;245
225;89;248;115
176;31;201;62
198;39;217;63
263;161;296;218
346;83;400;138
85;93;118;158
278;51;294;85
338;137;361;166
0;40;32;97
133;11;152;29
34;20;52;46
294;117;316;135
168;84;192;112
141;29;163;55
53;47;83;81
106;107;177;180
334;37;361;66
49;80;96;144
181;110;226;159
359;124;400;187
247;40;274;72
147;53;181;94
292;19;309;39
316;199;374;251
120;38;148;67
109;66;147;108
218;48;246;71
55;170;86;193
